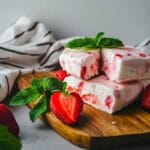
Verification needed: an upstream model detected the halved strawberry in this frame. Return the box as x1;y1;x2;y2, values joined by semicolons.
0;104;20;136
55;70;68;81
141;84;150;109
50;92;83;125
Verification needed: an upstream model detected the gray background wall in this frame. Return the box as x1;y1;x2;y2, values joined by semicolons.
0;0;149;45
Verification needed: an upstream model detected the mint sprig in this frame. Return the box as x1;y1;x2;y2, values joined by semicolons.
0;125;22;150
10;77;67;122
29;94;47;122
65;32;124;50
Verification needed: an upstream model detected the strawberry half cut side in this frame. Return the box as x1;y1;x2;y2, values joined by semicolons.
50;92;83;125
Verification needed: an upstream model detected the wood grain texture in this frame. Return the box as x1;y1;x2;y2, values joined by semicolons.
17;72;150;150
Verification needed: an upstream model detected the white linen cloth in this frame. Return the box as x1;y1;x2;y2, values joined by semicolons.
0;16;149;102
136;37;150;54
0;16;76;102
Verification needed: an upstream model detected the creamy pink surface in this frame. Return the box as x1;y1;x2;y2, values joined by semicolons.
64;75;143;114
59;48;100;80
101;47;150;83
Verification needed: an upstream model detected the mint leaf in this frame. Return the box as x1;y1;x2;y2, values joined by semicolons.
99;37;124;48
41;77;50;91
29;94;47;122
10;77;59;106
41;77;67;93
65;38;97;50
10;87;40;106
95;32;104;47
65;32;124;50
0;125;22;150
31;78;43;93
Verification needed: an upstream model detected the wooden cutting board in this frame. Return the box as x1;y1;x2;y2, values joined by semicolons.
17;72;150;150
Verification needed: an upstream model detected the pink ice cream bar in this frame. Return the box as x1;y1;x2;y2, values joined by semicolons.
59;48;100;80
64;75;143;114
101;47;150;83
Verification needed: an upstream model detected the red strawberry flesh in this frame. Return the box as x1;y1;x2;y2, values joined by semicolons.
55;70;68;81
50;92;83;125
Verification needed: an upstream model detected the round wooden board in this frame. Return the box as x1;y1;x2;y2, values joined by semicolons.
17;72;150;150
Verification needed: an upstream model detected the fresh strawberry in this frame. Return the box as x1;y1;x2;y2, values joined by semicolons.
55;70;68;81
50;92;83;125
0;104;19;136
141;84;150;109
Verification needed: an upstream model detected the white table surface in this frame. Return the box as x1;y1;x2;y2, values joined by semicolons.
11;106;150;150
11;106;83;150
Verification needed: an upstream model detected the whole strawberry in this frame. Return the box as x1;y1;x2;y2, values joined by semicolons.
50;92;83;125
55;70;68;81
0;104;20;136
141;84;150;109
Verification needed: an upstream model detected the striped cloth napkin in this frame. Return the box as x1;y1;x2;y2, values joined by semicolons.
0;16;149;102
0;16;77;102
136;37;150;54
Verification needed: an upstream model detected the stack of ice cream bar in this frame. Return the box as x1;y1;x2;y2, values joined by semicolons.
59;46;150;114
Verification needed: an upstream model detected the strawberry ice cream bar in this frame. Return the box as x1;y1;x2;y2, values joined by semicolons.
59;48;100;80
101;47;150;83
64;75;143;114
